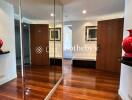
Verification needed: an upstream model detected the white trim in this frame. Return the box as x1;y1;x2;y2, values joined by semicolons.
14;14;31;24
118;89;129;100
44;75;63;100
72;57;96;61
0;74;17;85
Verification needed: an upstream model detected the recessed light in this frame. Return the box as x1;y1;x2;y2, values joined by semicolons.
50;13;54;17
82;10;87;14
24;24;27;27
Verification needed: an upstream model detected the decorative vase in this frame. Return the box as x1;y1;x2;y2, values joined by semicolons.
122;30;132;58
0;39;3;52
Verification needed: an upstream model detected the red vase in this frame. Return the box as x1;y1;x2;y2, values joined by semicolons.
122;30;132;58
0;39;3;49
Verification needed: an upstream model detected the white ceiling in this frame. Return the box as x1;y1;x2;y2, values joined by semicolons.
62;0;125;21
5;0;62;21
5;0;125;21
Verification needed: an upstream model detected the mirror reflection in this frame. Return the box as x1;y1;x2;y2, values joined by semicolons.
0;0;63;99
0;0;24;99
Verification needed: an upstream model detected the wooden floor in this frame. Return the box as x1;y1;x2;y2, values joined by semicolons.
0;65;62;100
0;60;121;100
51;60;121;100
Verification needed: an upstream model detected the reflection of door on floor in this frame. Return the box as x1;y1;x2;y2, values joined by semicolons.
64;25;72;59
96;18;124;73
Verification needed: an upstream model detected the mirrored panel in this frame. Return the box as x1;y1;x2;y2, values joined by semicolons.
0;0;24;99
21;0;56;99
0;0;63;99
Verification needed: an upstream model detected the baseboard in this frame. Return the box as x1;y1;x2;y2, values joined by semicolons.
118;89;128;100
0;74;17;85
72;60;96;68
44;75;63;100
64;58;72;60
50;58;62;66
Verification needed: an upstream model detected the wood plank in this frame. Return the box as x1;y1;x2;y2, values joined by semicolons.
51;60;121;100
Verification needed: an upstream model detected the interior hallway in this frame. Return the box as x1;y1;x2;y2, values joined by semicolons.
51;60;121;100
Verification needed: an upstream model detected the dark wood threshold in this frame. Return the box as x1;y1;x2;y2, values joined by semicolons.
72;59;96;68
24;63;31;66
50;58;62;66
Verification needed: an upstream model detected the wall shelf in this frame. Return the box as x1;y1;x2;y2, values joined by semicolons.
0;51;10;55
121;57;132;67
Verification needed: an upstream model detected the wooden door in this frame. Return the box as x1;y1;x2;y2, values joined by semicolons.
96;18;124;73
30;24;49;66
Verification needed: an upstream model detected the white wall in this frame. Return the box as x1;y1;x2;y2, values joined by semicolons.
0;1;16;85
119;0;132;100
65;20;97;60
64;25;72;59
49;24;63;58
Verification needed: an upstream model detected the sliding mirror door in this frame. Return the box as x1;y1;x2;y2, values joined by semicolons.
0;0;25;99
0;0;63;99
21;0;56;99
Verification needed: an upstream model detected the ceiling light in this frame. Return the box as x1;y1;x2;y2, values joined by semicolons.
50;13;54;17
24;24;27;27
82;10;87;14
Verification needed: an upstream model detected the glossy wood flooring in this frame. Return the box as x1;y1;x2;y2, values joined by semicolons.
0;60;121;100
0;65;62;100
51;60;121;100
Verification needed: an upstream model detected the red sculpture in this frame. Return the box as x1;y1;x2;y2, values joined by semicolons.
0;39;3;52
122;30;132;58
